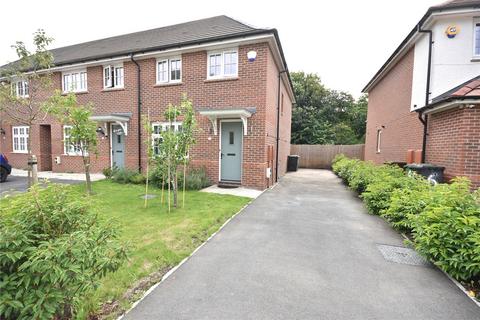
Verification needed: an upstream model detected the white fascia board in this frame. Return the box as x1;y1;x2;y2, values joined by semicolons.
424;99;480;115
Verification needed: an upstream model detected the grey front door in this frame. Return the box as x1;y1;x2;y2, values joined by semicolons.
111;124;125;168
221;121;242;181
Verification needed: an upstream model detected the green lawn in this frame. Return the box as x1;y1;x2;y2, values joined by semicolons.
67;180;251;319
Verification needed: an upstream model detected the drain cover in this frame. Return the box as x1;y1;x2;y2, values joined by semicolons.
377;244;430;267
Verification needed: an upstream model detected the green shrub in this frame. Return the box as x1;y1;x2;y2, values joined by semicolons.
408;178;480;281
382;175;432;231
102;166;117;179
130;173;146;184
332;155;362;185
0;184;127;319
112;168;138;184
148;166;165;189
348;161;378;194
178;167;211;190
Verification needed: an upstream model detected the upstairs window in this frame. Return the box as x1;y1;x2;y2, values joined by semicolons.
207;49;238;79
475;21;480;56
156;57;182;84
151;122;182;155
104;65;124;89
12;80;29;98
62;70;87;93
12;126;29;153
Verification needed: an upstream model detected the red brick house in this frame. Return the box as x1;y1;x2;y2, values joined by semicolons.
0;16;294;190
363;0;480;189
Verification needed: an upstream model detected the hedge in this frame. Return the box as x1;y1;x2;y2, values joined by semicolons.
332;154;480;282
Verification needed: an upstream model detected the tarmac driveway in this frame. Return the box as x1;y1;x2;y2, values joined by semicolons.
0;175;81;197
124;169;480;320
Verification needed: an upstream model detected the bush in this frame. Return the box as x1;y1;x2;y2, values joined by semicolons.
112;168;141;184
408;178;480;281
102;166;117;179
178;167;211;190
382;176;432;231
0;184;127;319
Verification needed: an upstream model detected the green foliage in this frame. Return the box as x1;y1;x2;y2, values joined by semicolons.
408;178;480;281
290;72;367;145
333;155;480;282
0;184;127;319
102;166;117;179
112;168;144;184
178;167;211;190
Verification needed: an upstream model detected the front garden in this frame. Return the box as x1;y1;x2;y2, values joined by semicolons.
332;155;480;301
0;180;251;319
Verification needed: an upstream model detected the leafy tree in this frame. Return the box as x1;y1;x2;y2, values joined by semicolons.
0;30;54;186
43;92;98;195
290;71;367;145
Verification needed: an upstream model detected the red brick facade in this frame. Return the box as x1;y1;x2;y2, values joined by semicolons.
426;105;480;189
0;42;293;190
364;48;424;164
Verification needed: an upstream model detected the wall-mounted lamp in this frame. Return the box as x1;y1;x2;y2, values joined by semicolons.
0;128;5;135
247;50;257;62
96;127;105;136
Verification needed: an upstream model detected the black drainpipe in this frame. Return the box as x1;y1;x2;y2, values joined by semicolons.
275;70;287;183
130;54;142;172
417;25;433;163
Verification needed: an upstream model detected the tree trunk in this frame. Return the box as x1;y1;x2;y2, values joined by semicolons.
27;125;38;187
183;159;187;208
161;175;165;204
173;171;178;208
83;155;92;195
144;159;149;208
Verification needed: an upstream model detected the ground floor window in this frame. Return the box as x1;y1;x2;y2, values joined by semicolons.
151;122;182;156
12;126;29;153
63;126;83;155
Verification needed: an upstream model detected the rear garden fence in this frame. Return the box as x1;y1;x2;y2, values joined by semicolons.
291;144;365;169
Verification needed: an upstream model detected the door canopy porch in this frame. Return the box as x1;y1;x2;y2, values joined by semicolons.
199;108;256;136
90;112;132;136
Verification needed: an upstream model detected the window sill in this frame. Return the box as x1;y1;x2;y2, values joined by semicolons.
154;82;183;87
10;151;28;154
102;87;125;92
204;77;239;83
471;57;480;62
62;154;84;157
62;91;89;95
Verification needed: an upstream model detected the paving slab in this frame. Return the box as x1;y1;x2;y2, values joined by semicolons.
123;169;480;320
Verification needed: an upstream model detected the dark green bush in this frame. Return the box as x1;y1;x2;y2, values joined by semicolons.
408;178;480;281
102;166;117;179
178;167;211;190
112;168;140;184
0;184;127;319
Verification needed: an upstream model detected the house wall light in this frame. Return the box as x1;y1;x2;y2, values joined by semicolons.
247;50;257;62
96;127;105;136
0;128;5;135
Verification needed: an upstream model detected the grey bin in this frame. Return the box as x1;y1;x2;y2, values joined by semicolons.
404;163;445;183
287;155;300;172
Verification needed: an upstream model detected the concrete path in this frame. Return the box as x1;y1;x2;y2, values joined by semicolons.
124;169;480;320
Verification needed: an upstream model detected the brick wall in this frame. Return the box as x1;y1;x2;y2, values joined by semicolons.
426;104;480;189
365;48;424;164
0;42;293;190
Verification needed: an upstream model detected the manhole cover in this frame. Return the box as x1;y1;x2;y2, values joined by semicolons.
376;244;431;267
140;194;157;199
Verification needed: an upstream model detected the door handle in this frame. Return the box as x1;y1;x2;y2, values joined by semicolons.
227;153;235;156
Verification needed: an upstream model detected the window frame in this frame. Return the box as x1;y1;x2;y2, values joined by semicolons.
376;129;382;153
473;18;480;57
62;69;88;93
207;48;239;79
12;126;29;153
12;80;29;98
103;64;124;89
156;57;182;84
151;122;182;156
63;125;83;156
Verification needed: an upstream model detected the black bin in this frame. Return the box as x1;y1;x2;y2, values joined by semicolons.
404;163;445;183
287;155;300;172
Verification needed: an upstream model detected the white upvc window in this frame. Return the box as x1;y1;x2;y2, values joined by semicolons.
376;129;382;153
12;126;29;153
62;69;87;93
207;48;238;79
474;19;480;57
12;80;29;98
103;64;124;89
63;125;83;155
156;57;182;84
151;122;182;155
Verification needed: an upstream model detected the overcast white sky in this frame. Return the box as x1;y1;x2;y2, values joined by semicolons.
0;0;441;97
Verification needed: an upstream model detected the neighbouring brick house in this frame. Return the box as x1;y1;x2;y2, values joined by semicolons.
362;0;480;189
0;16;294;190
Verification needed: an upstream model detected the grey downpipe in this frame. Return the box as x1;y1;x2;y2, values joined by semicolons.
275;70;287;183
130;54;142;172
417;25;433;163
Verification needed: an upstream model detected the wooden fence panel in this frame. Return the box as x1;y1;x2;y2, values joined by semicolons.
290;144;365;169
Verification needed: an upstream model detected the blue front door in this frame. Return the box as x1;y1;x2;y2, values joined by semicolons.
221;121;242;181
111;125;125;168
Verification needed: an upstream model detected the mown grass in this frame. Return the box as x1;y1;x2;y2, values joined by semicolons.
2;179;251;319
